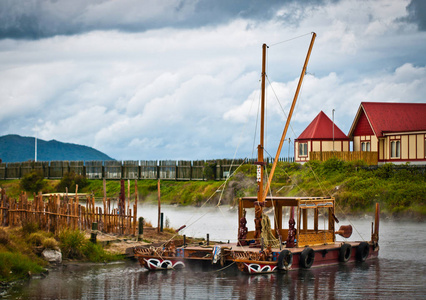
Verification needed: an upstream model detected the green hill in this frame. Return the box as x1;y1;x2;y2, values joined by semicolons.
0;134;114;163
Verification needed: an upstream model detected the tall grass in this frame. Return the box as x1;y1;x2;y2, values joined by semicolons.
58;229;122;262
0;252;45;281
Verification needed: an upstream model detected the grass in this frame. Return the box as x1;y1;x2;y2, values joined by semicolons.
0;226;123;283
57;229;122;262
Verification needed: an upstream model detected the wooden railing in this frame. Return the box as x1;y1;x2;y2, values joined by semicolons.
0;189;137;235
309;151;378;165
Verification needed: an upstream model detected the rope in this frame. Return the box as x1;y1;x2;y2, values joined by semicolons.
269;32;313;47
213;261;236;273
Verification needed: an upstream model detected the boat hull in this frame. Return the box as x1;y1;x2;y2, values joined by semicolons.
136;255;185;271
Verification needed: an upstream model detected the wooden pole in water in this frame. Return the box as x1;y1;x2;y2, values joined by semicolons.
103;178;107;232
157;179;161;234
134;179;138;236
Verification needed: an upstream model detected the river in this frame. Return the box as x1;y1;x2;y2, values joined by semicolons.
2;204;426;299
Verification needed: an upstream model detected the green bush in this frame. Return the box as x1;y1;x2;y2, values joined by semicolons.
20;171;46;194
56;171;88;193
58;229;86;259
58;229;121;262
82;242;121;262
203;161;217;180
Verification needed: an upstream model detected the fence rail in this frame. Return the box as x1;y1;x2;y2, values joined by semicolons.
0;157;295;180
309;151;378;165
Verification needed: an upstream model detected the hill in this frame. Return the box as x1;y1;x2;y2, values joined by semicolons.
0;134;114;162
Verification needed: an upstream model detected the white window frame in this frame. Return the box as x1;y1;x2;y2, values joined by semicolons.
391;140;400;158
299;143;308;157
361;141;370;152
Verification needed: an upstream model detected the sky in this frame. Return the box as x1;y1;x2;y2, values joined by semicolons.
0;0;425;161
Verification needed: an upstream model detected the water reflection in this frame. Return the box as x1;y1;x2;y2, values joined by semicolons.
3;215;426;299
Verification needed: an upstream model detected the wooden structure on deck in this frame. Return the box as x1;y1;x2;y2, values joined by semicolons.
238;196;336;247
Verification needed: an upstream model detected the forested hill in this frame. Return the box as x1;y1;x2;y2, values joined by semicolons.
0;134;114;162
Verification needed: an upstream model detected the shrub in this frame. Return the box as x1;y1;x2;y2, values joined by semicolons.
20;171;46;194
82;242;121;262
42;237;59;250
203;161;216;180
27;232;46;246
56;171;88;193
58;229;86;259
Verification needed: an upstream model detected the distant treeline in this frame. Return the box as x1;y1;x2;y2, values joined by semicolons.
0;158;295;181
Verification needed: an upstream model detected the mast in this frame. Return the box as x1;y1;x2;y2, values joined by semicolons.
253;43;267;243
257;43;267;201
261;32;316;202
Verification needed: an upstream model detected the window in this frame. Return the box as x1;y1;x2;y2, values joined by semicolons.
391;140;400;158
299;143;308;156
361;141;370;152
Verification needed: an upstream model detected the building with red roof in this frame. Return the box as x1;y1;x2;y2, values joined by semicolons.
295;111;350;163
348;102;426;165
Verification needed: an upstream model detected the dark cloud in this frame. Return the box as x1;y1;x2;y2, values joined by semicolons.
0;0;330;40
406;0;426;31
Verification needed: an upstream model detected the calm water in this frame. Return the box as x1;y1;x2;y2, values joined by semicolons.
2;205;426;299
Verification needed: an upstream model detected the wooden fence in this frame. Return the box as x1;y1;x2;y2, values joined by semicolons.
0;157;295;180
309;151;378;165
0;186;138;236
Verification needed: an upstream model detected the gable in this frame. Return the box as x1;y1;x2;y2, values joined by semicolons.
352;109;374;136
349;102;426;138
297;111;349;141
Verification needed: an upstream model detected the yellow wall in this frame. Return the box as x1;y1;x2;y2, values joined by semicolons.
401;135;408;159
417;134;425;158
312;141;321;152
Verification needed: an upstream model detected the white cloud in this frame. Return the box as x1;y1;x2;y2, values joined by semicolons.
0;0;425;161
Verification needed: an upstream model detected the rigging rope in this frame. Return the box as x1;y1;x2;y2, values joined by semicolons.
269;32;313;47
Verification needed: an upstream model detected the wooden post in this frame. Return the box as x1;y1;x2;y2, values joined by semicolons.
103;178;107;232
138;217;144;241
157;179;161;233
134;180;138;236
91;222;98;243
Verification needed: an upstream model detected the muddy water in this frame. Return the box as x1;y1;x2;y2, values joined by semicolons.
2;206;426;299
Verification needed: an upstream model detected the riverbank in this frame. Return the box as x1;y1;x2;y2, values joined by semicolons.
1;160;425;219
0;223;190;284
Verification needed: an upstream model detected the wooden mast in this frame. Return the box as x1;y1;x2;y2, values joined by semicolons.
253;43;268;243
261;32;316;202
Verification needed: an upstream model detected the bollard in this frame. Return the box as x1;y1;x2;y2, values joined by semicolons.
138;217;144;241
160;212;164;232
91;222;98;243
207;233;209;246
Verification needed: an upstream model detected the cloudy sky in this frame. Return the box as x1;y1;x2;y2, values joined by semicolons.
1;0;425;161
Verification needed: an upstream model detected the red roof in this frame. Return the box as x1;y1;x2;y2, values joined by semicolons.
296;111;349;140
349;102;426;138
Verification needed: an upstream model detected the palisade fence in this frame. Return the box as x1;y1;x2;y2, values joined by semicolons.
0;187;137;235
0;157;295;181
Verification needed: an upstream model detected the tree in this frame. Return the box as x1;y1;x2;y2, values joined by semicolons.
20;171;46;194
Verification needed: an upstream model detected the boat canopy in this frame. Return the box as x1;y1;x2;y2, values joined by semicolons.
238;196;336;248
